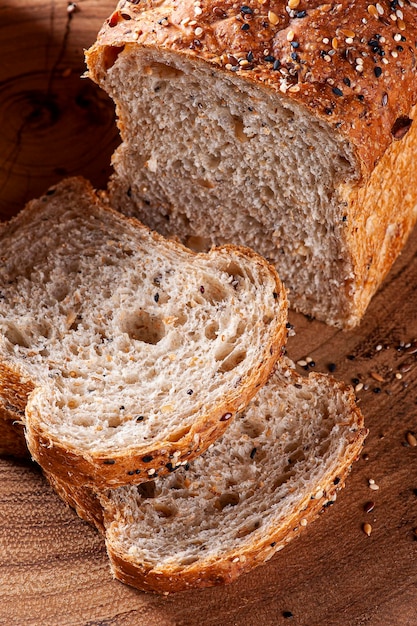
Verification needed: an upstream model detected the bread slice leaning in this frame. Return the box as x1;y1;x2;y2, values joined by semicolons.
0;177;287;489
0;359;366;593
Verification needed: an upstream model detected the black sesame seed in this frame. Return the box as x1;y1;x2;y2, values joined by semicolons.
373;387;381;394
200;285;205;293
142;455;153;463
325;107;333;115
154;292;159;302
294;383;302;389
334;476;341;485
357;94;365;101
247;50;254;62
397;45;404;52
46;188;56;196
291;41;299;48
374;66;382;78
342;215;347;222
165;462;174;472
291;52;299;61
352;377;360;385
240;5;253;14
296;10;306;18
250;447;257;459
332;87;343;97
273;59;281;70
286;322;294;329
187;389;193;395
103;459;115;465
273;291;278;299
264;55;275;62
184;462;190;471
119;405;125;410
135;469;141;474
283;611;294;619
136;415;144;422
328;363;337;372
270;541;276;546
309;361;316;367
127;470;136;475
241;23;250;31
347;354;355;360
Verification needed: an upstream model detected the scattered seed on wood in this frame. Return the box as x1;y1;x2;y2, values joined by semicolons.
364;501;375;513
406;432;417;447
363;522;372;536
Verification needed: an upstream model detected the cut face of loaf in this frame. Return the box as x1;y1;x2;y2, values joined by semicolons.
0;360;367;594
0;177;287;488
86;1;417;328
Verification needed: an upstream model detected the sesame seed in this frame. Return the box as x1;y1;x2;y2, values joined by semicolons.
363;522;373;536
328;363;337;372
288;84;301;92
322;37;330;44
323;54;332;62
368;4;379;18
394;32;402;41
374;66;382;77
300;518;308;526
268;11;279;25
396;372;403;379
194;6;202;16
220;412;233;421
297;359;308;367
406;432;417;447
194;26;203;36
346;37;354;44
287;29;295;41
332;86;343;96
240;5;253;14
370;483;380;491
355;383;364;392
148;468;156;476
273;59;281;70
376;3;384;14
241;23;250;31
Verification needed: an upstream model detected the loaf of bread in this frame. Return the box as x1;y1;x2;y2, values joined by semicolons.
86;0;417;328
0;359;366;593
0;176;287;489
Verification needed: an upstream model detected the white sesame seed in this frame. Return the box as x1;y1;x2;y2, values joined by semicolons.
369;478;375;484
376;344;383;351
394;33;402;41
300;518;308;526
395;372;403;379
382;58;389;64
376;3;384;14
356;57;364;65
322;37;330;44
323;54;332;62
194;26;203;36
194;6;203;15
390;13;397;20
355;383;364;392
370;483;380;491
391;50;399;58
188;19;197;26
287;29;295;41
148;468;156;476
346;37;354;44
297;359;308;367
306;356;313;363
396;8;404;19
355;65;364;72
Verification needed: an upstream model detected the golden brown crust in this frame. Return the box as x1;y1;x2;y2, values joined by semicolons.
87;0;417;178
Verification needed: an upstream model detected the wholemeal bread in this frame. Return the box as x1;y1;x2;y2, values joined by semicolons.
86;0;417;329
0;176;287;488
0;359;366;593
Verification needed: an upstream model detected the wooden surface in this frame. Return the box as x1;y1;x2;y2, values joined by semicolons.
1;2;417;625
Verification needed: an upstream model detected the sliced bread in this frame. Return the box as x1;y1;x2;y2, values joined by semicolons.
0;177;287;488
86;1;417;329
0;359;366;593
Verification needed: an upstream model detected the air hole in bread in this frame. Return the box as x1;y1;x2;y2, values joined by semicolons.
272;470;296;491
204;321;219;340
102;45;125;70
233;116;249;143
4;325;30;348
216;492;240;511
146;62;184;79
240;418;265;438
137;481;156;499
119;310;165;344
219;349;247;373
179;555;199;566
235;519;262;538
154;503;178;518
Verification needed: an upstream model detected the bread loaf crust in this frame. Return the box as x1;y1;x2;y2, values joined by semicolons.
87;0;417;178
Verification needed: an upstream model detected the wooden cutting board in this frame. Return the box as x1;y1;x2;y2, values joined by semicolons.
1;3;417;625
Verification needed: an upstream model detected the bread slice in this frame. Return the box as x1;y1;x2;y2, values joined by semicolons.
0;359;366;593
0;177;287;488
85;2;417;329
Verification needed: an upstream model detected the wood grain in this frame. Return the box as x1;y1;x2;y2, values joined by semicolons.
1;2;417;625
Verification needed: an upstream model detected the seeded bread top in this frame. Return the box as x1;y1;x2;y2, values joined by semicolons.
87;0;417;178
